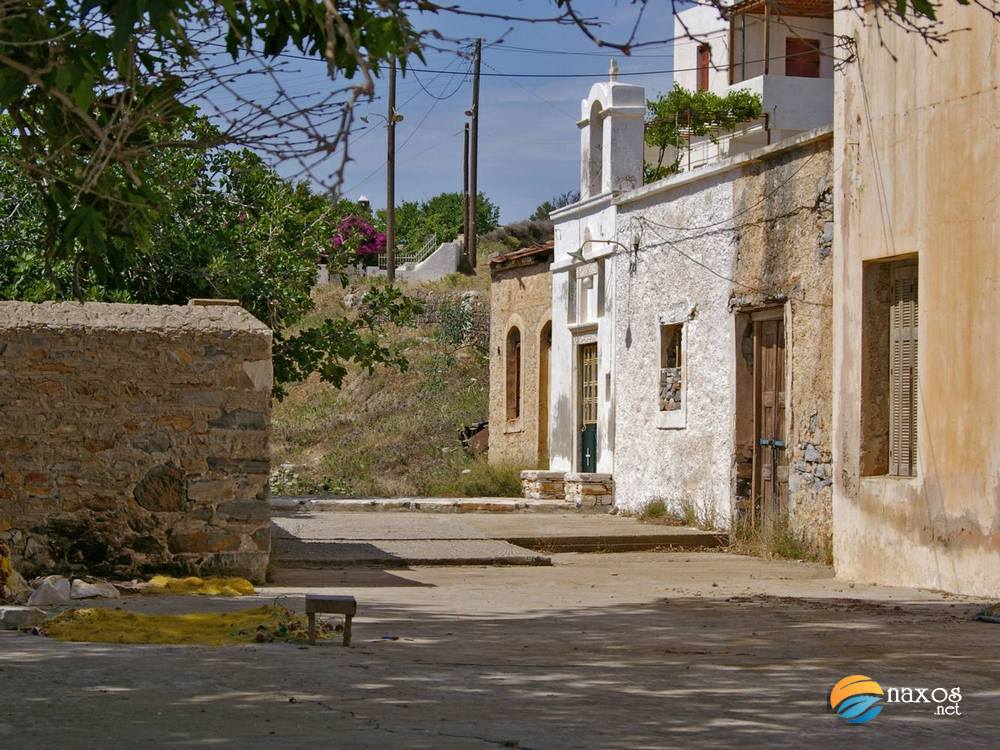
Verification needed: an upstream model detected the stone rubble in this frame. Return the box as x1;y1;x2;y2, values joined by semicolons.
70;579;120;600
27;575;72;606
0;606;46;630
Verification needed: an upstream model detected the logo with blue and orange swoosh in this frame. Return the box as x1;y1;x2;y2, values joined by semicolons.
830;675;885;724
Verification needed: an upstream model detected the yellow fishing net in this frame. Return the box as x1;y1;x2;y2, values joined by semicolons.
146;575;256;597
44;605;335;645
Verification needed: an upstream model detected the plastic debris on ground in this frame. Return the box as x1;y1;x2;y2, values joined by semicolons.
43;605;336;645
146;575;256;597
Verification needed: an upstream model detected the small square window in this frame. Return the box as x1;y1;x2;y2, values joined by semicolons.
659;323;683;412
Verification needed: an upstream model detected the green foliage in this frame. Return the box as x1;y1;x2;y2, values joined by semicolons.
0;115;420;398
637;498;668;521
271;283;491;497
0;0;422;295
382;191;500;252
482;220;554;252
530;190;579;221
435;298;475;350
644;85;763;182
272;281;422;399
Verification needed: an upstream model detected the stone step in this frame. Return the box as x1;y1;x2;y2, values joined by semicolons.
271;496;607;514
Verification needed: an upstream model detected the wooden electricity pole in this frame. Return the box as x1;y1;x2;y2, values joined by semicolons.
462;123;470;262
386;58;397;283
468;38;481;270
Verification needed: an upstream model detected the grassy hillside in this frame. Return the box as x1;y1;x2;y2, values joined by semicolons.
270;262;524;497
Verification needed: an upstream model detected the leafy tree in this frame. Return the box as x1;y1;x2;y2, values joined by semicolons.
0;115;419;398
530;190;580;221
0;0;422;296
644;85;762;182
380;191;500;253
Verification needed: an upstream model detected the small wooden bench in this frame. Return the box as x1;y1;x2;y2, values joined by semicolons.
305;594;357;646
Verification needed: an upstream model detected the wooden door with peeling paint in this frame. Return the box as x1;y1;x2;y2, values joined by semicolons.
752;313;787;528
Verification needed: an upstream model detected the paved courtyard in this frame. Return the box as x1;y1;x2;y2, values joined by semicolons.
2;550;997;749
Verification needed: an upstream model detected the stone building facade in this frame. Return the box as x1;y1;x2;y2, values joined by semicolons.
832;4;1000;596
0;301;273;583
612;129;833;545
545;57;834;551
488;243;553;468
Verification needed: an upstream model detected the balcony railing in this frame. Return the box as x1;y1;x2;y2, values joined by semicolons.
377;233;438;271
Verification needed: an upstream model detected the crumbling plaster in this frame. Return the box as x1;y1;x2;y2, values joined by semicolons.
611;129;833;535
832;6;1000;596
613;171;737;523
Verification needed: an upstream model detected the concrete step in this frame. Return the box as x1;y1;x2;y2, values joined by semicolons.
267;513;728;569
271;496;604;514
271;537;551;568
507;531;728;553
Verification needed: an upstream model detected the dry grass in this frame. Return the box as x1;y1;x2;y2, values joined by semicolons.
271;273;505;497
730;515;833;564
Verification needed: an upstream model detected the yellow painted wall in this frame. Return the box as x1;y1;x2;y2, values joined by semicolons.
833;6;1000;596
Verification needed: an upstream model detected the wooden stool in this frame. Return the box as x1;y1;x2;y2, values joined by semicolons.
305;594;357;646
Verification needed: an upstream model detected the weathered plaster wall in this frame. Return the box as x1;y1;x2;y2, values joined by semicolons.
550;198;618;474
612;174;737;523
489;262;552;467
833;6;1000;596
0;302;272;583
612;130;833;535
731;133;834;550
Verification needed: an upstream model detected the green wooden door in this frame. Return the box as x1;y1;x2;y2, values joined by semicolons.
580;343;598;473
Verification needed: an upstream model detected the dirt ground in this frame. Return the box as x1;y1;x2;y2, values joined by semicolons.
2;551;997;749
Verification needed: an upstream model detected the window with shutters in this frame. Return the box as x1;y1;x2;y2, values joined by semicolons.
785;38;821;78
889;262;918;476
860;258;918;477
506;326;522;422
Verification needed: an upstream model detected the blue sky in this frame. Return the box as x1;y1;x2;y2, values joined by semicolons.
230;1;685;223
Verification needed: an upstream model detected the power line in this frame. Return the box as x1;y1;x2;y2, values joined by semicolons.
202;40;837;80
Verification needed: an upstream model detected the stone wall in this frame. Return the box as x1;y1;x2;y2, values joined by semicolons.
731;132;834;553
0;301;273;583
612;129;833;545
520;470;566;500
564;473;614;508
489;250;552;468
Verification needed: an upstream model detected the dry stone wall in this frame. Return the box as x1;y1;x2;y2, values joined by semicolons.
0;302;272;583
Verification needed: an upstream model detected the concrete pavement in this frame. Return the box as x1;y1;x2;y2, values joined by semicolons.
270;512;726;566
2;551;996;749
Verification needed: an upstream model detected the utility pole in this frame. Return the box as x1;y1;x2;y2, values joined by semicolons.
386;58;397;283
462;123;470;262
468;38;481;270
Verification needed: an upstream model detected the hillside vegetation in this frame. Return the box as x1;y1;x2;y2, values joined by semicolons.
270;258;525;497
